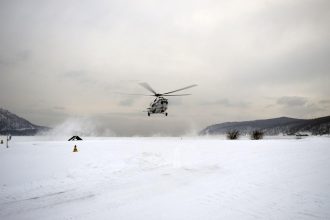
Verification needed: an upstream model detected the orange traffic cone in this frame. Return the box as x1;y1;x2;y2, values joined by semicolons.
73;145;78;152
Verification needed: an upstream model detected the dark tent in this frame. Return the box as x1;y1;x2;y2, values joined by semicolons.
68;136;83;141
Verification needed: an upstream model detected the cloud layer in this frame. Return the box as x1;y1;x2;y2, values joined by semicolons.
1;0;329;135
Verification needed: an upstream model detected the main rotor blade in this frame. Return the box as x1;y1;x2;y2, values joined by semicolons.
163;84;197;95
139;82;157;95
162;94;191;96
115;92;153;96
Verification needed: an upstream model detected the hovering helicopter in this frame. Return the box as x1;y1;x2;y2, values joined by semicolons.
127;82;197;116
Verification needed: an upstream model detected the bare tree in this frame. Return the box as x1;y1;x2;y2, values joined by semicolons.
226;130;240;140
251;130;264;140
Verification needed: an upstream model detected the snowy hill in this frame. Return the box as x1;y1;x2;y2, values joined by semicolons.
0;108;49;135
200;116;330;135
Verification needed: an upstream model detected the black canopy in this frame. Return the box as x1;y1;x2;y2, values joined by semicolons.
68;136;83;141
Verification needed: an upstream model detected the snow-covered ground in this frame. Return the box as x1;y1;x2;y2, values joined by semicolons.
0;136;330;220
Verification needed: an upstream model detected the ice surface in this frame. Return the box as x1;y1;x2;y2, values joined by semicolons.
0;136;330;219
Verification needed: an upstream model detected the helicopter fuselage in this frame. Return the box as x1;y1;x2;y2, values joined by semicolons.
147;96;168;116
128;82;197;117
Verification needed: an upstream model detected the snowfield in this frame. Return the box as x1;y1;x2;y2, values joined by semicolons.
1;136;330;220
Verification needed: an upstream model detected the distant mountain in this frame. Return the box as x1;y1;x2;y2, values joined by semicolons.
0;108;49;135
200;116;330;136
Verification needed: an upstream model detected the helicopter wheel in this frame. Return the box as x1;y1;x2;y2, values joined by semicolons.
165;112;168;116
148;112;150;116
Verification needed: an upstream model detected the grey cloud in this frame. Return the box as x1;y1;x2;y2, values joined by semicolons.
16;50;30;61
0;49;31;66
53;106;66;110
277;96;307;106
203;99;250;108
319;100;330;105
17;107;72;126
63;70;87;78
305;103;324;112
60;70;101;88
1;0;329;135
169;98;183;106
222;0;330;88
277;102;327;119
119;97;136;106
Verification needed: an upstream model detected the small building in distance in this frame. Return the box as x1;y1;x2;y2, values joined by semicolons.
68;136;83;141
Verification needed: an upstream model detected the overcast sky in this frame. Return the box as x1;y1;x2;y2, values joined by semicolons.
0;0;329;136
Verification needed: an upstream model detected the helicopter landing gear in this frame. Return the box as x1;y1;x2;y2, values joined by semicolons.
148;112;150;116
165;112;168;116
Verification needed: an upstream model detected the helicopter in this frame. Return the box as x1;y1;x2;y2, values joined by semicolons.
128;82;197;116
